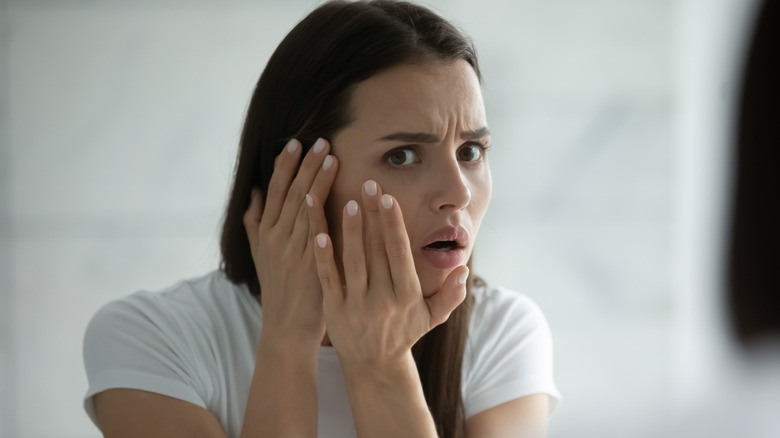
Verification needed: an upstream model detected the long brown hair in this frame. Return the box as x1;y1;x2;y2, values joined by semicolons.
727;0;779;346
219;1;479;436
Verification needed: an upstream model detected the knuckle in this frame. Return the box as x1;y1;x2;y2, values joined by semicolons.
267;181;286;202
344;258;364;278
301;154;320;172
297;199;309;217
318;267;338;290
385;241;409;259
383;210;404;226
266;228;284;247
286;184;305;204
372;298;394;321
280;241;294;258
366;237;384;256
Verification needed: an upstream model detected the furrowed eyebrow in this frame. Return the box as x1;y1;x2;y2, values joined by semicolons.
461;126;490;140
378;132;440;143
377;126;490;143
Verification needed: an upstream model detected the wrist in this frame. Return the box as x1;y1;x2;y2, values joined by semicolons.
341;351;420;392
341;351;437;437
259;329;322;360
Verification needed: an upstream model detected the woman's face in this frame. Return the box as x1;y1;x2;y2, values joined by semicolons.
327;60;492;297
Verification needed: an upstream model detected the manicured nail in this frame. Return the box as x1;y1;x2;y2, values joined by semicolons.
364;180;377;196
312;138;326;154
316;233;327;248
322;155;333;170
305;194;313;207
346;200;358;216
381;194;393;209
286;139;300;154
458;269;469;285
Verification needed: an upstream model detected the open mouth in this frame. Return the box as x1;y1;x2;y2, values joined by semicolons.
420;235;466;269
423;240;460;251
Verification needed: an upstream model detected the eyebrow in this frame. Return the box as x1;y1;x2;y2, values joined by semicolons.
377;126;490;143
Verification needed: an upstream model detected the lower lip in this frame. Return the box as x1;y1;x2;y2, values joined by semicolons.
421;248;465;269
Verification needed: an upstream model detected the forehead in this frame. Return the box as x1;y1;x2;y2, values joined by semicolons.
346;60;486;134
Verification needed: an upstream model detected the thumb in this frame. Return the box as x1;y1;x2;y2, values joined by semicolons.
425;266;468;328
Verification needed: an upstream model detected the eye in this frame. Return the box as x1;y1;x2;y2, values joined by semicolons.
385;148;419;166
457;143;487;162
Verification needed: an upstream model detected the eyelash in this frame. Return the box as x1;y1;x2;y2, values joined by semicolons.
383;142;491;168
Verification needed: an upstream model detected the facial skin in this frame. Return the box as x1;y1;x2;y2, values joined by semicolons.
326;60;492;298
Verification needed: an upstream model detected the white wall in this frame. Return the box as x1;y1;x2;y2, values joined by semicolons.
673;0;758;415
0;0;752;437
1;2;14;436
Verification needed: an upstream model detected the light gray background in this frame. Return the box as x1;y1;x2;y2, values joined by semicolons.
0;0;756;436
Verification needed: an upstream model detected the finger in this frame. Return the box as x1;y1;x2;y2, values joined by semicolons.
304;193;330;253
341;200;367;295
306;153;339;212
425;266;469;328
289;193;313;253
277;138;331;236
289;153;338;253
377;194;419;298
262;138;302;228
313;233;345;315
242;188;265;255
361;180;391;291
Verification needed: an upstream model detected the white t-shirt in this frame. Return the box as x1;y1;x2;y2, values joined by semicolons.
83;270;560;437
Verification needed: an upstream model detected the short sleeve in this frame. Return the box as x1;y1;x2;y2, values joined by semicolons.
463;286;561;419
82;294;209;426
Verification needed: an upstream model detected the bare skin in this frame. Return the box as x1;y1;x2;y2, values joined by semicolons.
92;61;550;437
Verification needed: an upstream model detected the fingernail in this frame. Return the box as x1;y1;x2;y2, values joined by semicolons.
381;194;393;209
312;138;326;154
322;155;333;170
305;194;313;207
458;270;469;285
364;180;377;196
286;139;300;154
316;233;327;248
346;200;358;216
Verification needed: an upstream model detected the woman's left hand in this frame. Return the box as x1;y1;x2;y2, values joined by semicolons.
307;179;468;370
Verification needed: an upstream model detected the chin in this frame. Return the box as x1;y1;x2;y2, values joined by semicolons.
418;267;454;298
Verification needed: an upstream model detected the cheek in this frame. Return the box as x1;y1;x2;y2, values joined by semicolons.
471;167;493;219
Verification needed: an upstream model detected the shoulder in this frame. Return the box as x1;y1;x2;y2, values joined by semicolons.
468;278;550;344
83;269;258;382
462;277;561;418
82;270;257;424
86;270;253;339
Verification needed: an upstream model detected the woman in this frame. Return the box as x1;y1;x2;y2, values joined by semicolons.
82;1;561;437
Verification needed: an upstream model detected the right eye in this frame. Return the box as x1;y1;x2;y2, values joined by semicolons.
385;148;419;167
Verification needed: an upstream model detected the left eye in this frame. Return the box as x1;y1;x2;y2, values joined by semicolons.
457;145;483;162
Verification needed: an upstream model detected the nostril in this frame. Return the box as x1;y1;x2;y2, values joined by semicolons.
431;169;472;211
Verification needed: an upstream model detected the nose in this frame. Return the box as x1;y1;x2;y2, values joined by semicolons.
429;158;471;212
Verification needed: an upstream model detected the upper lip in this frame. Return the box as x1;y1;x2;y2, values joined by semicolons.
421;225;469;249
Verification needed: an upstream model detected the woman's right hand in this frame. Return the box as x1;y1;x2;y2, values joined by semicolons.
242;138;338;346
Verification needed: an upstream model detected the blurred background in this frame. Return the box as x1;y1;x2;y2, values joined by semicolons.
0;0;760;436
